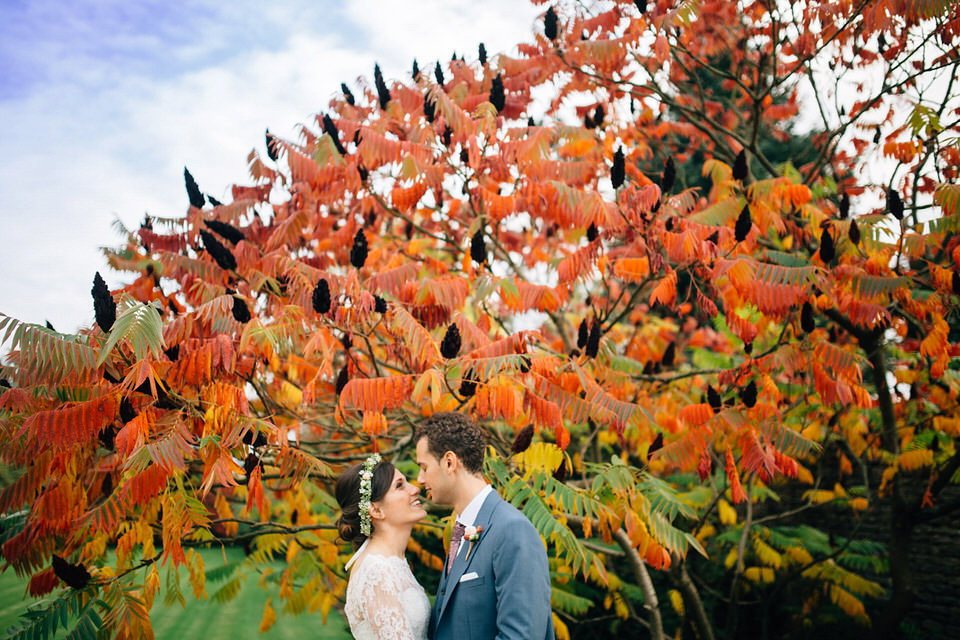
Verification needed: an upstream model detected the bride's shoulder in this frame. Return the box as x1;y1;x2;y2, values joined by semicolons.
348;553;417;597
350;552;406;576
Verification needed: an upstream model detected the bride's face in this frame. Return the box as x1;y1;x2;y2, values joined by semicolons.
372;468;427;529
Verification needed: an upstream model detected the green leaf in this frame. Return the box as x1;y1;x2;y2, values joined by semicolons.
551;587;593;615
313;134;345;166
637;472;697;521
96;297;165;367
498;277;519;300
0;313;97;383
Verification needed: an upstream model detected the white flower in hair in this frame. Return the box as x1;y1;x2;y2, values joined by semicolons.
358;453;381;536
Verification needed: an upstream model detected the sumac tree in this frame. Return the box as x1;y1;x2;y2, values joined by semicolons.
2;1;959;639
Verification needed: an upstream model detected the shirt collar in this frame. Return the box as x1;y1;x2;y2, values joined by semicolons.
456;484;492;527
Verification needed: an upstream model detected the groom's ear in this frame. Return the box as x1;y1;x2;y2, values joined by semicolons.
441;450;458;473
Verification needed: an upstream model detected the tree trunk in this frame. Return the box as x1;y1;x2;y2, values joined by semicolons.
863;329;917;637
670;554;715;640
614;529;665;640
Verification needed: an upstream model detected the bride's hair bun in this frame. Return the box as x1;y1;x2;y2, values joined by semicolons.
335;459;395;547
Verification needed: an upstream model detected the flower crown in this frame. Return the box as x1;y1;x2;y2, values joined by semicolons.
359;453;381;536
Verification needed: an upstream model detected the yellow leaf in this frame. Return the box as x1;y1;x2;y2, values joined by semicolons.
407;238;431;256
785;545;813;566
668;589;685;616
278;380;303;406
897;449;933;471
553;614;571;640
695;523;715;545
849;497;869;511
214;492;238;537
744;567;776;583
286;539;301;565
753;537;782;569
796;463;814;485
144;565;160;609
801;421;821;442
260;597;277;633
829;584;866;618
612;591;629;619
186;548;206;600
321;591;337;624
879;465;897;494
624;510;650;552
802;490;835;504
412;368;443;410
933;416;960;436
412;371;432;405
718;499;737;525
513;442;564;476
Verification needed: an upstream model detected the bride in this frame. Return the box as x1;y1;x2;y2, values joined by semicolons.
335;454;430;640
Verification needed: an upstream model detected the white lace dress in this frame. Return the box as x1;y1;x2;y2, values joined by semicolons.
344;550;430;640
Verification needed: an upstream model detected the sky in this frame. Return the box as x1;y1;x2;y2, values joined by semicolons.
0;0;543;336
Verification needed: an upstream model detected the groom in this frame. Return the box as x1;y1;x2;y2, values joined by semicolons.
415;411;553;640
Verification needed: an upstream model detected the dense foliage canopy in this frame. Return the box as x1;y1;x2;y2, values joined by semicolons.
3;1;960;638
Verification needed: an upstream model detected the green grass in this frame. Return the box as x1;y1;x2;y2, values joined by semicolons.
0;548;352;639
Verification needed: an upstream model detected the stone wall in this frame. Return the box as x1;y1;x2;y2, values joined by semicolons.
773;463;960;639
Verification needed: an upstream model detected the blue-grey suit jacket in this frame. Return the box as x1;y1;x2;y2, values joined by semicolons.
429;491;553;640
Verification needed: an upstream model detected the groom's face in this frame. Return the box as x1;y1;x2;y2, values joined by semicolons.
416;436;454;506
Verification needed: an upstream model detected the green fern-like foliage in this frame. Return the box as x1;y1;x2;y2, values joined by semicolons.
486;454;589;576
1;589;107;640
849;273;910;299
551;585;594;616
933;182;960;216
0;314;98;384
209;574;245;604
689;196;745;226
586;463;704;556
97;296;166;366
753;262;819;287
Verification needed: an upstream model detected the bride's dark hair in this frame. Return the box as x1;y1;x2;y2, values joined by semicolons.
335;458;395;546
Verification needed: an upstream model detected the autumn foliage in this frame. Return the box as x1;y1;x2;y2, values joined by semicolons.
2;1;960;638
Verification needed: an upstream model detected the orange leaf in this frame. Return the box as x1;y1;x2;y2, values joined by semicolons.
649;269;678;307
679;403;713;427
654;34;670;63
362;411;389;436
339;375;416;413
555;424;571;450
726;449;746;504
613;257;650;282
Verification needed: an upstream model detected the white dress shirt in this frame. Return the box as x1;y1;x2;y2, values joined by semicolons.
454;484;492;558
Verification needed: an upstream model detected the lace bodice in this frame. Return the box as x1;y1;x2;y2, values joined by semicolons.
344;553;430;640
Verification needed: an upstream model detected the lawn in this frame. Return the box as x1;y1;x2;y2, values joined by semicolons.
0;548;352;639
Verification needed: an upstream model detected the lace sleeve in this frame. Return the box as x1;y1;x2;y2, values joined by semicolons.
351;556;418;640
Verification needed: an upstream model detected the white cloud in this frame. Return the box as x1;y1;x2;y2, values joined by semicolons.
0;0;542;336
344;0;541;78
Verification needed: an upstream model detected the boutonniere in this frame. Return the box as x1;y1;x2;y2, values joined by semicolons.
464;525;483;561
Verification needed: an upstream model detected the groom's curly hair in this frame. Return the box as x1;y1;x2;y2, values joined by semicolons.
415;411;486;474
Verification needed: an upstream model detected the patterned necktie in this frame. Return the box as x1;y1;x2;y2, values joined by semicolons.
446;522;465;575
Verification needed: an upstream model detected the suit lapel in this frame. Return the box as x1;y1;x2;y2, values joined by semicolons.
435;491;501;624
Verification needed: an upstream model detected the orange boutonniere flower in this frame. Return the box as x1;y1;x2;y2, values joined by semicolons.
464;525;483;560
